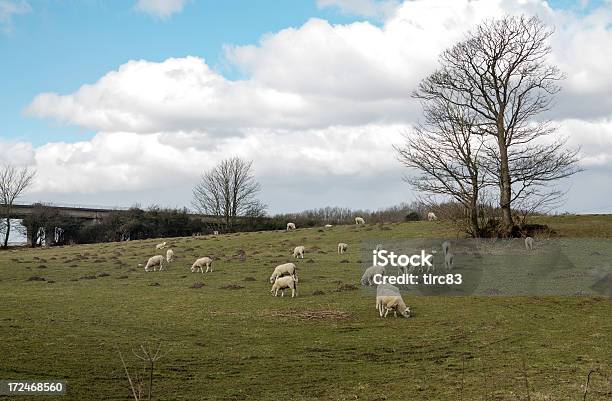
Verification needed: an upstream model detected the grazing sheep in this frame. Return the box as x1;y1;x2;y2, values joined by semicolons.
191;256;213;273
325;224;333;228
375;244;383;252
525;237;534;250
337;243;348;254
375;283;401;308
427;212;437;221
286;222;296;231
442;240;451;257
293;245;305;259
166;249;175;263
155;241;167;250
377;295;411;318
355;217;365;225
270;275;298;297
444;252;454;270
213;231;219;235
361;265;385;286
143;255;164;272
269;262;298;284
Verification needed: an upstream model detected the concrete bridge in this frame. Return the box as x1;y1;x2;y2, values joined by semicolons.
6;203;254;246
10;203;124;222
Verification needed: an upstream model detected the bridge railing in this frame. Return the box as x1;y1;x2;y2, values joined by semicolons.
13;202;131;211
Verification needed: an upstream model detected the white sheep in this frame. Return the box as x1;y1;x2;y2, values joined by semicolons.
143;255;164;272
376;295;411;318
355;217;365;225
325;224;333;228
337;242;348;254
444;252;454;270
270;275;298;297
375;283;400;304
525;236;534;250
442;240;451;257
155;241;167;249
191;256;213;273
166;249;175;263
427;212;437;221
269;262;298;284
361;265;385;286
293;245;305;259
213;231;219;235
286;222;296;231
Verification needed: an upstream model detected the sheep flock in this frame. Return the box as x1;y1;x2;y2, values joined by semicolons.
137;218;534;320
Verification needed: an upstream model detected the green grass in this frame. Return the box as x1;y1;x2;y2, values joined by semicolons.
0;218;610;401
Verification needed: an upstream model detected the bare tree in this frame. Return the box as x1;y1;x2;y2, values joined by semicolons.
395;95;487;236
0;164;36;247
192;157;265;230
415;15;579;236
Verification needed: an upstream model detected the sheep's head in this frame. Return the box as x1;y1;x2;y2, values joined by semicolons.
402;307;411;318
190;266;197;273
269;275;276;284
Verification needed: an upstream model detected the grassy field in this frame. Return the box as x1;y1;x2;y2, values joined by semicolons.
0;218;610;401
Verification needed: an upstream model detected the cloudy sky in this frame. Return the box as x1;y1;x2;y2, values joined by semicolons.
1;0;611;214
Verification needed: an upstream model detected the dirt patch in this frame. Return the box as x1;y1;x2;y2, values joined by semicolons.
97;272;111;277
149;282;161;287
79;275;97;280
27;276;46;282
220;284;245;290
339;259;350;263
335;282;358;292
37;265;47;269
117;275;129;279
190;282;204;289
312;290;325;296
262;309;350;321
243;276;257;282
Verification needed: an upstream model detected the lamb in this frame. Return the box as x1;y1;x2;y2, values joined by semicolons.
191;256;213;273
293;245;305;259
355;217;365;225
376;295;411;318
427;212;437;221
155;241;167;249
286;222;296;231
361;265;385;286
444;252;454;270
324;224;333;228
525;236;534;250
269;262;298;284
337;242;348;254
143;255;164;272
166;249;175;263
270;275;298;297
375;283;400;304
442;240;451;257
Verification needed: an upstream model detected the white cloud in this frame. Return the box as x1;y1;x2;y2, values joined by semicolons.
134;0;188;19
0;0;30;32
0;139;35;166
316;0;400;19
26;124;405;195
19;0;612;212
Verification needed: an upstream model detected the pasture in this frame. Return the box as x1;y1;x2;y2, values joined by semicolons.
0;217;610;400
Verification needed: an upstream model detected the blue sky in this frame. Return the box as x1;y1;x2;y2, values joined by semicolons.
1;0;611;215
0;0;364;146
1;0;605;146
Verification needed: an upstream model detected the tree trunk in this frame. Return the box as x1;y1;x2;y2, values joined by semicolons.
498;135;514;236
3;217;10;248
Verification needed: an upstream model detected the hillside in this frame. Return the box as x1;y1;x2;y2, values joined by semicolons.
0;217;610;400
